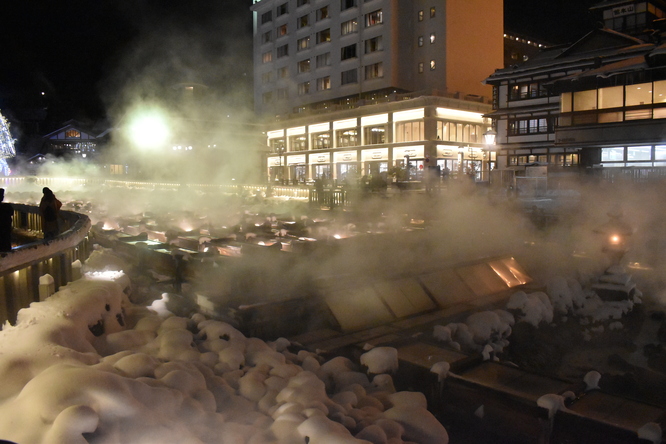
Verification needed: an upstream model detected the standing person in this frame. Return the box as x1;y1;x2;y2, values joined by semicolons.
39;187;62;240
0;188;13;252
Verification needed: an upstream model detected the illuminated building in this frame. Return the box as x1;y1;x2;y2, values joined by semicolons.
484;0;666;179
250;0;504;184
42;120;103;160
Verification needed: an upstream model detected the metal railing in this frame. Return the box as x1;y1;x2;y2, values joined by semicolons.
0;204;92;324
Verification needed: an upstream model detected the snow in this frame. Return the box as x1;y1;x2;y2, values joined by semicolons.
638;422;663;444
0;270;448;443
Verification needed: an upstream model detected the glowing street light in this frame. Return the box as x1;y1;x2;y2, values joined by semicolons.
126;108;171;150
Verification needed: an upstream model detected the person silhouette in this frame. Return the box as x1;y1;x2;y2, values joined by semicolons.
39;187;62;240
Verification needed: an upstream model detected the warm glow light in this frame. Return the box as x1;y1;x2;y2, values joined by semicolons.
126;107;171;149
609;234;621;245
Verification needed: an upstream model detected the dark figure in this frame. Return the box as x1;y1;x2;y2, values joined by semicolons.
314;179;324;206
39;187;62;240
0;188;13;252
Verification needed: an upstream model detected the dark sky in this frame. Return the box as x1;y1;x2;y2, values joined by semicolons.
0;0;599;127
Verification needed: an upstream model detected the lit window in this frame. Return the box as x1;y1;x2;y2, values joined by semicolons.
65;129;81;138
365;36;383;53
317;6;329;21
298;14;309;28
418;36;424;47
341;18;358;35
430;7;435;17
262;51;273;63
430;60;435;70
365;62;383;79
418;10;424;21
298;81;311;95
276;24;288;37
316;29;331;44
317;76;331;91
430;33;435;44
297;37;310;51
418;62;424;73
298;59;311;73
365;10;382;27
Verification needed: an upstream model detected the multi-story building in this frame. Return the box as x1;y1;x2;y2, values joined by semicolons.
250;0;504;184
484;0;666;179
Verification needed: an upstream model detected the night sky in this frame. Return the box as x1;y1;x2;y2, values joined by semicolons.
0;0;600;128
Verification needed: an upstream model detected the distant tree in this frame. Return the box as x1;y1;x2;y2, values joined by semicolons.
0;112;16;175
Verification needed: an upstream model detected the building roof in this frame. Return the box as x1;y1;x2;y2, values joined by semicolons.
484;28;653;83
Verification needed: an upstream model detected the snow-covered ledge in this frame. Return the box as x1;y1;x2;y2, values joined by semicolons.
0;205;92;274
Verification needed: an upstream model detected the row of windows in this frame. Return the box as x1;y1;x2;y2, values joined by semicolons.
267;119;482;153
508;154;579;167
508;82;551;101
601;145;666;163
261;8;382;32
508;117;553;136
561;81;666;112
262;0;360;24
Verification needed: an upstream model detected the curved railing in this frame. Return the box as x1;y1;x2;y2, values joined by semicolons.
0;204;92;324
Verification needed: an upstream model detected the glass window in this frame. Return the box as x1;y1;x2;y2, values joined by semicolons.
336;128;358;147
573;90;597;111
341;44;357;60
270;138;285;153
341;0;357;10
317;76;331;91
561;92;572;113
655;145;666;160
277;88;288;100
365;36;382;53
317;29;331;43
297;37;310;51
316;52;331;67
262;31;272;43
262;51;273;63
598;86;623;109
418;36;424;47
262;92;272;104
395;121;424;142
298;81;310;95
366;10;382;27
430;7;436;17
312;131;332;149
277;44;289;58
277;3;288;16
430;33;436;44
418;10;424;21
298;14;309;28
418;62;424;73
297;59;311;73
627;146;651;161
317;6;329;21
289;134;307;151
341;68;358;84
297;0;309;6
364;125;386;144
365;62;383;79
278;66;288;78
654;80;666;103
430;60;436;70
277;24;288;37
341;19;358;35
601;147;624;162
626;82;653;106
261;72;272;84
261;11;273;24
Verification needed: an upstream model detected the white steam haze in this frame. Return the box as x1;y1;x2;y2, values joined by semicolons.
56;1;262;185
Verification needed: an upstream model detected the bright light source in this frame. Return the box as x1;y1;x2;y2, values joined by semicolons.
126;107;170;149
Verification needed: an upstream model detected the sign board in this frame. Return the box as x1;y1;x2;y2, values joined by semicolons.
361;148;388;161
612;4;634;16
334;151;357;162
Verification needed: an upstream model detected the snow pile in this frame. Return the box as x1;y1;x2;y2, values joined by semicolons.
433;310;513;355
0;278;448;444
507;291;554;327
360;347;399;374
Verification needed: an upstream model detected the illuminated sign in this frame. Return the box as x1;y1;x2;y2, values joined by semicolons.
334;151;357;162
342;154;353;161
372;152;383;159
314;154;328;163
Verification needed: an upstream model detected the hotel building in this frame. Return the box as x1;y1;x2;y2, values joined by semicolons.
250;0;504;184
